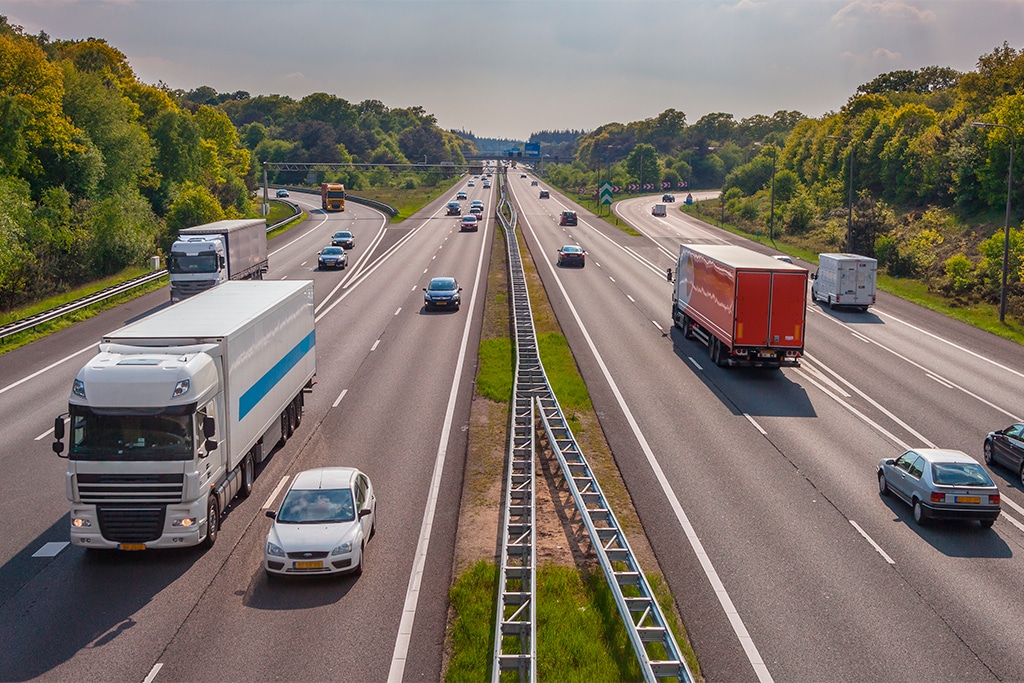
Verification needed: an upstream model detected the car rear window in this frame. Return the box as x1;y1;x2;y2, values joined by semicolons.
931;462;994;487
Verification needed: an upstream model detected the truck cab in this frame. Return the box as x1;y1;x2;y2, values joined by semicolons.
168;235;228;302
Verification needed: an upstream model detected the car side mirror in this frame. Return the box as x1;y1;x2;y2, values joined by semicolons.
458;287;463;292
884;459;895;466
265;510;276;519
423;287;428;292
358;508;372;519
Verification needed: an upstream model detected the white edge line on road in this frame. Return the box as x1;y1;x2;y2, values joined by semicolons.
142;663;163;683
0;343;95;395
511;186;775;682
688;357;704;371
652;321;663;332
261;476;289;510
999;493;1024;519
849;521;895;565
332;388;348;409
388;204;491;683
851;331;872;344
743;413;767;436
926;373;954;389
1001;509;1024;534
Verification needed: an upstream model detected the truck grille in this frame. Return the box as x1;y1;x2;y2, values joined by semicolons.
97;505;166;543
172;280;215;297
77;473;184;504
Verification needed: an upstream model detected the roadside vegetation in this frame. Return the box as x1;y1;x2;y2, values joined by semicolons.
446;220;700;681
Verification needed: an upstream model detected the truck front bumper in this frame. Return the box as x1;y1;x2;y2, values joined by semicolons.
69;499;209;550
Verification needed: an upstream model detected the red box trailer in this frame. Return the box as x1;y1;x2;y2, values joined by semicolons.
672;244;808;367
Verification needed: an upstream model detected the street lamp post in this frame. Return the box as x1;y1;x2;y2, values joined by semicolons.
768;146;777;242
826;135;854;253
971;121;1016;323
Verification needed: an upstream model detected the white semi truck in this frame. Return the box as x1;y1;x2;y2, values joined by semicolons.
168;219;269;302
52;280;316;551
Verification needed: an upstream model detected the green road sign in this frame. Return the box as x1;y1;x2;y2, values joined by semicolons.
600;182;613;206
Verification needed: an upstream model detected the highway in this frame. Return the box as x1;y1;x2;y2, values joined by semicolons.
510;176;1024;681
0;183;497;681
2;169;1022;682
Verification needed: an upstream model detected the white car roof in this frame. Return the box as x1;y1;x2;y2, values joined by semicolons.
290;467;358;490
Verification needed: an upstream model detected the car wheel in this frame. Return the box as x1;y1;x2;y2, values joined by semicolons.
238;453;254;498
979;519;995;529
912;499;926;526
1019;463;1024;488
984;440;994;465
354;542;364;577
878;472;889;496
202;497;219;549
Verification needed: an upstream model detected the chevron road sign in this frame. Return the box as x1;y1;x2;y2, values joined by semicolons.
600;182;613;205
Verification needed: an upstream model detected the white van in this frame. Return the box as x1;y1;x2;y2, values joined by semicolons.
652;204;667;217
811;253;877;311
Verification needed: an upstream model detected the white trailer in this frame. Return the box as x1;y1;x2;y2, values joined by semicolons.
811;253;877;311
53;280;316;551
168;219;269;302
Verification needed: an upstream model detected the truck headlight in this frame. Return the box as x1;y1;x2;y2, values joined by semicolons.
172;517;197;528
72;379;86;399
331;541;353;555
71;517;91;528
266;542;285;557
172;379;190;398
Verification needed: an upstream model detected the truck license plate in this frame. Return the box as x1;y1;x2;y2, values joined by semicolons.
956;496;980;504
294;561;323;569
119;543;146;551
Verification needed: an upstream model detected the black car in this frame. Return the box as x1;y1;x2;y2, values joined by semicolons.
423;277;462;311
331;231;355;249
556;244;586;267
662;193;675;202
559;211;577;226
985;423;1024;484
317;246;348;270
539;190;549;199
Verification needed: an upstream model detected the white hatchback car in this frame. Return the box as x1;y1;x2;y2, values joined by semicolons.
264;467;376;578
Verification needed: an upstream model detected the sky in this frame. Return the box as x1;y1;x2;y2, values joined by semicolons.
4;0;1023;140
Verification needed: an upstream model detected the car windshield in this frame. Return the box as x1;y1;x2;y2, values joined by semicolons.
321;247;343;255
277;488;355;523
429;279;457;291
932;462;994;487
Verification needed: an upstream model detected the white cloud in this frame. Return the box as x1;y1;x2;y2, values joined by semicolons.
832;1;937;27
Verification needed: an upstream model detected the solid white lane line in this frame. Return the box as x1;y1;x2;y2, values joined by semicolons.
261;476;289;510
31;542;68;558
652;321;663;332
0;344;95;395
927;373;954;389
849;521;895;564
1001;511;1024;535
851;331;872;344
332;388;348;408
512;198;774;683
389;206;491;683
744;414;767;436
798;359;851;398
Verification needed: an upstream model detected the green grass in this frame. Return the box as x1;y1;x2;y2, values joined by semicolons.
476;337;514;403
537;332;592;431
445;562;648;682
265;199;298;226
0;265;153;325
352;181;461;223
267;210;307;239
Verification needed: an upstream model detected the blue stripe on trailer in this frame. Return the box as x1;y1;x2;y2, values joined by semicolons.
238;330;315;421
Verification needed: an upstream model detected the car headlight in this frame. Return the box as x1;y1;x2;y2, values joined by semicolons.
266;541;285;557
331;541;353;556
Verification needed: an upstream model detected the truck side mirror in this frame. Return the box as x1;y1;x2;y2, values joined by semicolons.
204;439;218;453
203;415;216;439
54;416;65;440
219;256;226;269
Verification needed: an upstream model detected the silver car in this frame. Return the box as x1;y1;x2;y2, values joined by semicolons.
877;449;1000;528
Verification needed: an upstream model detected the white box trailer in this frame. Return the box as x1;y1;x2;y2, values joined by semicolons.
169;219;269;302
811;253;877;311
53;280;316;551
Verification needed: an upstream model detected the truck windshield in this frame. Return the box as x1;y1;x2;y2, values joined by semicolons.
327;190;345;198
168;253;219;274
69;405;194;461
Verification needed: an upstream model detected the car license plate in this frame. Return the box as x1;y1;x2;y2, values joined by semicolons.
294;560;323;569
437;301;447;306
119;543;146;551
956;496;981;504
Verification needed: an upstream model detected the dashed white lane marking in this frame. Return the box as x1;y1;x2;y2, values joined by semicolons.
143;663;163;683
262;476;289;510
333;388;348;408
689;357;704;371
395;308;402;316
627;295;635;302
371;339;381;352
32;542;68;557
744;413;767;436
850;521;895;564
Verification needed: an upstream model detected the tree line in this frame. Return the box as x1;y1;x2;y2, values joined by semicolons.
540;43;1024;321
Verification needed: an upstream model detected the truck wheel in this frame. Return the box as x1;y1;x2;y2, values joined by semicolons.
239;453;254;498
202;497;219;548
293;395;303;428
682;315;694;340
278;411;289;447
286;404;296;438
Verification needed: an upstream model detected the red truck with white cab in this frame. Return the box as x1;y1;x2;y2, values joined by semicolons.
672;244;808;367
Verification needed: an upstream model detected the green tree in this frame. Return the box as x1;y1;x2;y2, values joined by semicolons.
165;183;225;235
86;190;158;275
625;144;659;187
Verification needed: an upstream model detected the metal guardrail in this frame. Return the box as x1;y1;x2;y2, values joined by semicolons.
0;217;296;343
492;170;694;683
492;174;537;682
269;187;399;217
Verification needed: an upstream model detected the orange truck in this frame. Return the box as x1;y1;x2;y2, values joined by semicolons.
672;244;808;368
320;183;346;211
